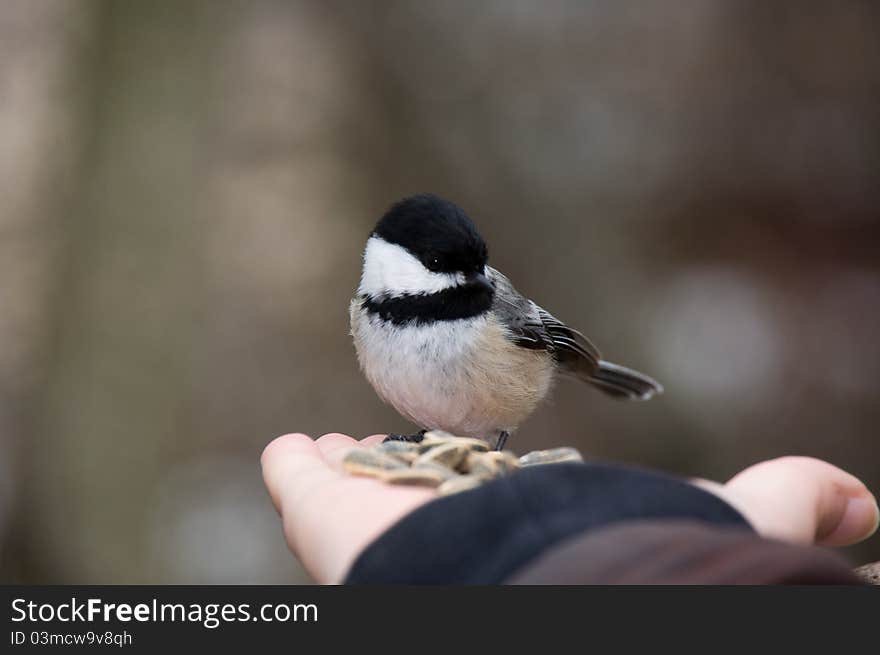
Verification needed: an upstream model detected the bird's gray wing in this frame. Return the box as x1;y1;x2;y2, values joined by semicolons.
488;267;601;375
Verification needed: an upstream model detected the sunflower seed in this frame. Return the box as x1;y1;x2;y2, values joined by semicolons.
463;451;520;478
342;448;407;479
384;468;447;487
421;430;490;452
376;440;422;464
518;447;584;467
414;442;471;469
437;474;484;496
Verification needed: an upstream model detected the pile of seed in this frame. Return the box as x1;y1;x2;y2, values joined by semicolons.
342;430;583;495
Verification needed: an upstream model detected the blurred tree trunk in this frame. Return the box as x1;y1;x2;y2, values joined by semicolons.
0;0;95;582
12;0;386;583
22;0;215;582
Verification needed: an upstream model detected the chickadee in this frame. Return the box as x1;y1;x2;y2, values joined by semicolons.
350;194;662;450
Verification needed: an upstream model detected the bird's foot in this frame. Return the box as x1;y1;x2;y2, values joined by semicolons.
494;431;509;452
383;429;427;444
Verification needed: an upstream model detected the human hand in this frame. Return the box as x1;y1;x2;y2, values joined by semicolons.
261;433;879;584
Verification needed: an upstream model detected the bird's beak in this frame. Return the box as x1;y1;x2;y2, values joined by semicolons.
466;271;495;293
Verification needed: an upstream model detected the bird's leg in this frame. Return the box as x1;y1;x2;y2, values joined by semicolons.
383;429;426;444
494;431;509;452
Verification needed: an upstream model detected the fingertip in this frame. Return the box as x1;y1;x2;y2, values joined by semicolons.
818;494;880;547
782;456;865;490
261;433;316;466
361;434;388;447
260;434;313;515
260;433;343;516
315;433;358;452
315;433;361;466
725;456;879;547
316;432;357;447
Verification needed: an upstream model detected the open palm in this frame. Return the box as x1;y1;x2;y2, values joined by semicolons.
262;433;878;583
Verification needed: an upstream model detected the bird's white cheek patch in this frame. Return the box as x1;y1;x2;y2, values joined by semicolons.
358;236;462;297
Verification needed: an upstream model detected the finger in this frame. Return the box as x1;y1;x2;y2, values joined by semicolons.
362;434;388;447
261;433;342;514
316;433;361;467
702;457;879;546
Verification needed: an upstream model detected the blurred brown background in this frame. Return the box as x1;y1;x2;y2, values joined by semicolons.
1;0;878;583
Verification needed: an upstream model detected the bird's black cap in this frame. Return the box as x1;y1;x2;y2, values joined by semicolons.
373;194;488;274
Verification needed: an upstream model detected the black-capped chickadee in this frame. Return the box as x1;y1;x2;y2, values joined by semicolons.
350;194;662;450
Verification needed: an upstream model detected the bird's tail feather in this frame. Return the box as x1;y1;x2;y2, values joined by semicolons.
589;360;663;400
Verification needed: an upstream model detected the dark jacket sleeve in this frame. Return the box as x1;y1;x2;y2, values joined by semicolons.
341;461;860;584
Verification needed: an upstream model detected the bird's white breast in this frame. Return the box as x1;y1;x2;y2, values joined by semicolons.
350;300;554;439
